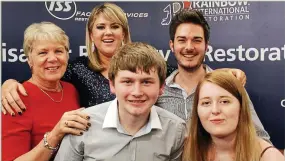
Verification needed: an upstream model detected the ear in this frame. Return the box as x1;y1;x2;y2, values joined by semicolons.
169;40;174;52
27;56;32;68
90;33;94;42
205;41;209;51
159;84;165;96
109;80;116;94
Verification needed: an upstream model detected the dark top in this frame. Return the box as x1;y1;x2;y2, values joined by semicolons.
63;56;176;107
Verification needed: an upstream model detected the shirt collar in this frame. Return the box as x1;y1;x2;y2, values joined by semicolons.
149;106;162;130
102;99;162;131
165;64;213;86
102;99;119;129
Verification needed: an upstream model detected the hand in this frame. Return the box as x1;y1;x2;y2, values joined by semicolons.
216;68;247;86
1;79;27;116
49;108;91;141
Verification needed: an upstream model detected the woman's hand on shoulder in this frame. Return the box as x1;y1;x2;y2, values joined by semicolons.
50;108;91;140
2;79;27;116
215;68;247;86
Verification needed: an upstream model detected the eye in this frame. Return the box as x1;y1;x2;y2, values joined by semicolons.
39;52;47;55
55;49;64;54
220;99;230;104
96;25;105;30
201;101;211;106
142;80;152;85
111;25;120;29
177;39;185;43
122;80;132;84
193;39;202;43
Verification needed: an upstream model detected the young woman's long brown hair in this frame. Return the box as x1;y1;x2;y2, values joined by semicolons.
182;71;261;161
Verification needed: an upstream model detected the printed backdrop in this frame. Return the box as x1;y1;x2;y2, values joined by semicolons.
2;1;285;149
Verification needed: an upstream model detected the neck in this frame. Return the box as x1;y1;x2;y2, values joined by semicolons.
29;76;61;92
174;64;206;94
212;134;236;152
118;107;150;136
210;133;236;160
99;54;111;79
99;53;111;70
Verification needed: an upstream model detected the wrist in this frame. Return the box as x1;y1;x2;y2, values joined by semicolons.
47;131;63;146
43;132;60;153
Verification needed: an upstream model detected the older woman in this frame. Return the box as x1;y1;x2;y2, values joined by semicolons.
2;22;90;161
182;71;284;161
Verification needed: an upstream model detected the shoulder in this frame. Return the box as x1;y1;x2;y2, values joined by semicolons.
155;105;186;125
61;81;77;90
21;82;40;102
259;138;284;161
82;101;111;118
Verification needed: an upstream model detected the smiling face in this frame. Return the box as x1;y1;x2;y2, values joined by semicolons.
90;13;125;59
197;82;240;138
110;68;164;118
170;23;208;72
28;40;68;83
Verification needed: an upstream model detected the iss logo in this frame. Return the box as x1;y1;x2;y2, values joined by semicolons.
45;1;77;20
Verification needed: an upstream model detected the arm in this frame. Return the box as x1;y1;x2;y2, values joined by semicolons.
170;122;187;161
260;149;284;161
54;133;84;161
2;79;27;115
2;111;32;161
259;138;284;161
3;108;90;161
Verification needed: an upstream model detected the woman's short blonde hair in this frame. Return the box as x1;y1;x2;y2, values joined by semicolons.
23;21;69;58
86;3;131;71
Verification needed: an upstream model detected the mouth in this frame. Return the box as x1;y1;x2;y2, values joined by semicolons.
128;100;146;103
102;39;114;43
183;54;195;58
181;52;198;58
210;119;225;124
45;66;60;71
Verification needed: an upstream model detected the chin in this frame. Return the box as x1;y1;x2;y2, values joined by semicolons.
45;76;62;82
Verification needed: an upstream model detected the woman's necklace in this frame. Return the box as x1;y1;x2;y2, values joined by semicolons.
38;84;64;103
31;78;64;103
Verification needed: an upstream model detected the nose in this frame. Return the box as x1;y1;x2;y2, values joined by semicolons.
105;26;113;35
211;103;221;115
131;83;143;97
47;52;57;62
185;41;194;52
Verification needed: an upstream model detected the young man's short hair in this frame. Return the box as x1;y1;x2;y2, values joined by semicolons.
169;9;210;42
108;42;167;86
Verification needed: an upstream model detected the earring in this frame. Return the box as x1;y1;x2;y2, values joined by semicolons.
121;40;125;46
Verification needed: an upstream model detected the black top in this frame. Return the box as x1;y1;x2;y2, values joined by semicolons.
63;56;176;107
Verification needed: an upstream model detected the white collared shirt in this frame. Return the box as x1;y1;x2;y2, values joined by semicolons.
55;99;186;161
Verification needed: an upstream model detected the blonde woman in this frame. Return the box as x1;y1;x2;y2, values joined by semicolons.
2;22;90;161
183;71;284;161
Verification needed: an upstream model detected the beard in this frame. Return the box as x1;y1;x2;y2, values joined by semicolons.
176;54;205;72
